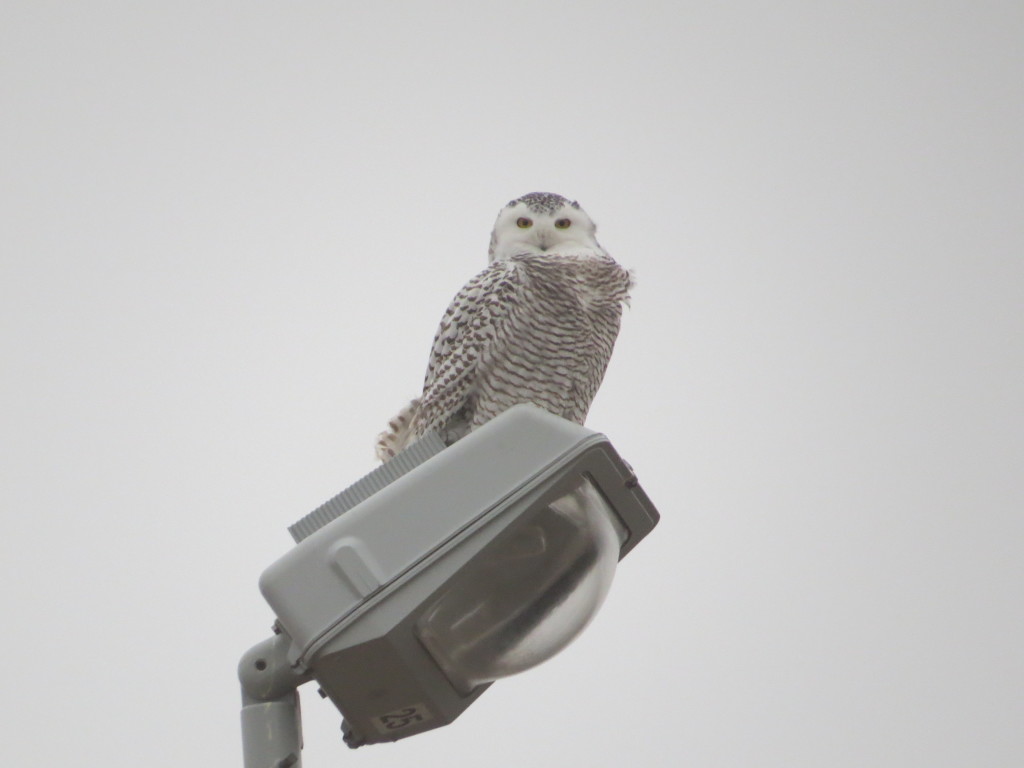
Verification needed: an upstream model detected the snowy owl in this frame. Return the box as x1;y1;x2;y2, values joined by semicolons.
375;192;632;461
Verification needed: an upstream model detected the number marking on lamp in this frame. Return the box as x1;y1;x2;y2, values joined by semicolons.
372;703;433;734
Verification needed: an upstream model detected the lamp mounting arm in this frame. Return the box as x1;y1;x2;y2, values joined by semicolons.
239;632;313;768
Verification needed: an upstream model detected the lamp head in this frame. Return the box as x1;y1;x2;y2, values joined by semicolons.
258;405;659;747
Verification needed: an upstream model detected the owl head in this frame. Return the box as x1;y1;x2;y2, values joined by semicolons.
488;192;604;262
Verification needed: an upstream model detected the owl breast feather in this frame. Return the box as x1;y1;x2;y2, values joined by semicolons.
464;252;630;427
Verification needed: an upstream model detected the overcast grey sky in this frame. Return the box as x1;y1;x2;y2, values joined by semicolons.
2;2;1022;766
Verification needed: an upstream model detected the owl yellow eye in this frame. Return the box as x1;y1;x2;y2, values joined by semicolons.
516;217;533;229
554;218;572;229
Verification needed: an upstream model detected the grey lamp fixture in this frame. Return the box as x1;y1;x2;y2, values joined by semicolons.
239;404;660;767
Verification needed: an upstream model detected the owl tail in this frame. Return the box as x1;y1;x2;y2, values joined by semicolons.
374;398;422;462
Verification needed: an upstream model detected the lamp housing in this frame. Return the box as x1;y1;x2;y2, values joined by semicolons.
251;404;659;751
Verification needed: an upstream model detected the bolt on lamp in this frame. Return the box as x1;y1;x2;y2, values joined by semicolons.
239;404;660;767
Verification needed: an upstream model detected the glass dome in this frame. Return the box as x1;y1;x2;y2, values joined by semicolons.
416;476;626;694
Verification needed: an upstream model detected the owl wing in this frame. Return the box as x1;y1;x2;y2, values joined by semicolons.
413;259;521;442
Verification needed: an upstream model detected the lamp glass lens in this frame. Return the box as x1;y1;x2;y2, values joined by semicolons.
415;476;625;694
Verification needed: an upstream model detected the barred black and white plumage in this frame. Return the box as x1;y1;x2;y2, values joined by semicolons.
375;193;632;461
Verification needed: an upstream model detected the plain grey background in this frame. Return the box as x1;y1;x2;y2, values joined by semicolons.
2;2;1021;766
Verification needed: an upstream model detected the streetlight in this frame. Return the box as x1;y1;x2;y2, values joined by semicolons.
239;404;660;767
